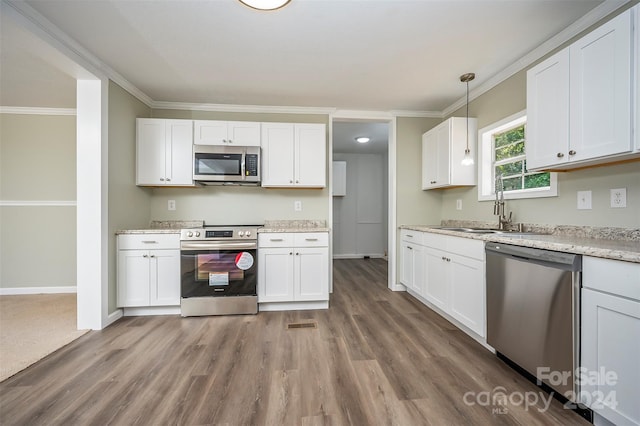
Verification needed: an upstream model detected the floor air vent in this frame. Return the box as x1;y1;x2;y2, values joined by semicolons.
287;322;317;330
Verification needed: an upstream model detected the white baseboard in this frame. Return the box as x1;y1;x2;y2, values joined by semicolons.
0;286;77;295
333;253;385;259
259;301;329;312
106;309;124;327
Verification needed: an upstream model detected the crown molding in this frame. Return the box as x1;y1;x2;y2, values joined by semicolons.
0;106;76;115
151;101;335;115
441;0;631;117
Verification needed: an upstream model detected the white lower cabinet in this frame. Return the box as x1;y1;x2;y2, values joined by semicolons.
258;232;329;310
399;229;485;339
117;234;180;309
581;256;640;426
400;230;424;295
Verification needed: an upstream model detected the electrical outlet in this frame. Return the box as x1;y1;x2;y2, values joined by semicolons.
577;191;592;210
610;188;627;208
456;199;462;210
168;199;176;211
294;200;302;211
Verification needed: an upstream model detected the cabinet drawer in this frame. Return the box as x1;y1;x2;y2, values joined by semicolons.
583;256;640;301
423;233;483;260
294;233;329;247
118;234;180;250
258;233;294;248
400;229;424;245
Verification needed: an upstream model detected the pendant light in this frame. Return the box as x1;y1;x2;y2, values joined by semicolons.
460;72;475;166
238;0;291;10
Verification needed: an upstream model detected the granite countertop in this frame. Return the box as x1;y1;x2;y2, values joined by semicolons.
258;219;330;233
115;220;204;235
400;222;640;263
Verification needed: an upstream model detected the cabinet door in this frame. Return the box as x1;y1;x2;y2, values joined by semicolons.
570;10;632;162
193;120;228;145
258;248;294;302
261;123;295;186
166;120;194;185
421;130;438;189
149;249;180;306
449;254;484;337
295;124;326;187
400;243;415;288
526;49;570;170
228;122;261;146
424;248;448;310
117;250;150;307
136;119;167;185
581;288;640;425
295;247;329;301
435;122;451;186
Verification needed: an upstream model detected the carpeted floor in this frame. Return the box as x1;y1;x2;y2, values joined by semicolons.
0;293;89;382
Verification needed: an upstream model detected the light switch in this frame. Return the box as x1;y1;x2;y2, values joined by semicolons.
577;191;592;210
456;199;462;210
294;200;302;211
168;200;176;211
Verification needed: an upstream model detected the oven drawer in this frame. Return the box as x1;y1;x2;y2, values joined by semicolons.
258;233;294;247
118;234;180;250
294;233;329;247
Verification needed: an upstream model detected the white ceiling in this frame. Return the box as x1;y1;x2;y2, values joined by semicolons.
333;121;389;154
0;0;617;113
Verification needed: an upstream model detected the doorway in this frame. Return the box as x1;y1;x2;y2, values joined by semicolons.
330;117;395;290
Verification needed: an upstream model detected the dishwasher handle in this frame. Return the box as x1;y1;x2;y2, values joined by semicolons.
485;242;581;271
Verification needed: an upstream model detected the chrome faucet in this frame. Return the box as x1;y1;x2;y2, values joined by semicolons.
494;174;512;230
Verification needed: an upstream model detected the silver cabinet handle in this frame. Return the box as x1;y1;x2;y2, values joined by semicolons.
270;238;284;242
406;235;413;238
289;180;293;183
142;241;158;244
166;178;171;182
160;178;165;181
557;153;564;158
296;180;299;183
289;252;293;255
430;180;436;184
408;247;413;250
149;254;155;258
143;254;148;258
305;238;318;241
569;150;576;156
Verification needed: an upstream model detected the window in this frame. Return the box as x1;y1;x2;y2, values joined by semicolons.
478;111;557;201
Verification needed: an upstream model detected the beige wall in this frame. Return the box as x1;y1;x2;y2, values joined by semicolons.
148;109;330;225
440;69;640;228
0;113;77;289
107;81;152;313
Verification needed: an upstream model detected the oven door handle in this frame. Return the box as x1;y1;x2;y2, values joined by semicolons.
181;241;257;250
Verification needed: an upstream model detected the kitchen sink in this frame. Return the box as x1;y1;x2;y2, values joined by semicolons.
437;227;546;236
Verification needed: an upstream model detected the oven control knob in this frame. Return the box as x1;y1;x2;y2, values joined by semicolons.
245;231;251;237
238;231;245;237
194;231;200;237
187;232;193;237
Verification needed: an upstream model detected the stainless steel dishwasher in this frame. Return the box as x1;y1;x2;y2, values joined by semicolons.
486;242;582;402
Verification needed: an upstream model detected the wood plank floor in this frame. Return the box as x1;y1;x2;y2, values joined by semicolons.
0;259;588;425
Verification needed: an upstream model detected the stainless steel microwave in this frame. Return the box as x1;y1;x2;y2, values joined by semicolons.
193;145;260;185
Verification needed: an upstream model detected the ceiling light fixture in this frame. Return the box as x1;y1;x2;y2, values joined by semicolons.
460;72;475;166
238;0;291;10
355;137;370;144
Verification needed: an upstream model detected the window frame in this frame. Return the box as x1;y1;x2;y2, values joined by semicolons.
477;110;557;201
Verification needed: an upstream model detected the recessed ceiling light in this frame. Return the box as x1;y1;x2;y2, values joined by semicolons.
355;137;370;143
238;0;291;10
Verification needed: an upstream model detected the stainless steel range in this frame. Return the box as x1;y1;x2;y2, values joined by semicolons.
180;225;260;316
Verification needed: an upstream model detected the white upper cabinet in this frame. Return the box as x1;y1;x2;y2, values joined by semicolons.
422;117;477;190
261;123;326;188
635;5;640;151
136;118;194;186
193;120;261;146
527;8;636;170
526;49;571;170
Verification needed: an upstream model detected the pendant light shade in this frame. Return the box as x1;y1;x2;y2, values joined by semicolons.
460;72;475;166
238;0;291;10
